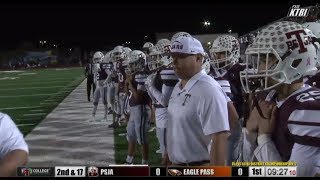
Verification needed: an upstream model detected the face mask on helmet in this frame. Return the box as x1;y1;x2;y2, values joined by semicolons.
127;50;146;74
148;54;162;71
210;35;240;70
302;22;320;68
240;21;318;93
154;39;172;68
202;53;211;74
112;46;125;62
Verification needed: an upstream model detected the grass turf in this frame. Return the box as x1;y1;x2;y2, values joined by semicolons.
0;67;85;135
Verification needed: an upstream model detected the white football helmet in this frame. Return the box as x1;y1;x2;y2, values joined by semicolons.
102;51;112;63
171;32;191;43
93;51;104;63
148;46;161;71
147;39;172;71
123;47;132;61
126;50;146;75
142;42;154;55
202;52;211;74
123;47;132;54
143;42;154;49
112;45;125;62
209;35;240;70
240;21;318;93
302;22;320;67
302;22;320;38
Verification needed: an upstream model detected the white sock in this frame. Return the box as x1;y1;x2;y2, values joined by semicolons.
126;155;133;163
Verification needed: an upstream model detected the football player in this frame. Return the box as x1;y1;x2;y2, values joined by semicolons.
123;50;151;165
209;35;245;164
108;46;127;128
302;21;320;88
89;51;109;123
203;52;240;165
145;38;179;165
241;21;320;177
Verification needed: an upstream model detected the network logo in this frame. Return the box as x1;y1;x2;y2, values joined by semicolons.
287;5;309;17
21;167;33;176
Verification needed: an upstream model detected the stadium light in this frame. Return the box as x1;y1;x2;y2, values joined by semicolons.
203;20;211;27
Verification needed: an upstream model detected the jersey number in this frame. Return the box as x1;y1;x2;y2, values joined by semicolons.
296;90;320;102
118;73;124;82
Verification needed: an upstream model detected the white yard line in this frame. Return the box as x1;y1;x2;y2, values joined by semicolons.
0;77;20;80
0;93;58;98
0;106;42;110
0;86;65;91
44;99;56;101
18;73;37;75
17;123;35;127
17;118;39;121
1;70;25;73
23;113;47;116
0;80;71;86
30;109;44;112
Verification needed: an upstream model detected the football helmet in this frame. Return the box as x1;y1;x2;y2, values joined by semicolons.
126;50;146;75
302;22;320;67
142;42;154;54
143;42;154;49
147;39;172;71
209;35;240;70
302;22;320;38
112;45;125;62
123;47;132;61
240;21;318;93
93;51;104;63
103;51;112;63
123;47;132;54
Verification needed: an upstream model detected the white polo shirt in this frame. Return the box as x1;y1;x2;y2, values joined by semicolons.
0;113;29;160
166;70;230;164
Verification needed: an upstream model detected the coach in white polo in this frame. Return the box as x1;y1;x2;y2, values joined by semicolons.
166;35;230;166
0;112;29;176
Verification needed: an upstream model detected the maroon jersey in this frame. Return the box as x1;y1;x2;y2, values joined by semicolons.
305;70;320;89
256;86;320;161
129;71;150;106
221;63;247;118
115;61;126;93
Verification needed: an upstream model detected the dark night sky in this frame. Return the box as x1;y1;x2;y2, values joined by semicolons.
0;0;318;51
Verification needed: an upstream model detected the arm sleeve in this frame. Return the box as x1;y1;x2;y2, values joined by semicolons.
0;114;29;159
148;84;173;107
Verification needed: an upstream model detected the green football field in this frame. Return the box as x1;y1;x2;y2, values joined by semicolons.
0;67;162;165
0;67;85;135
